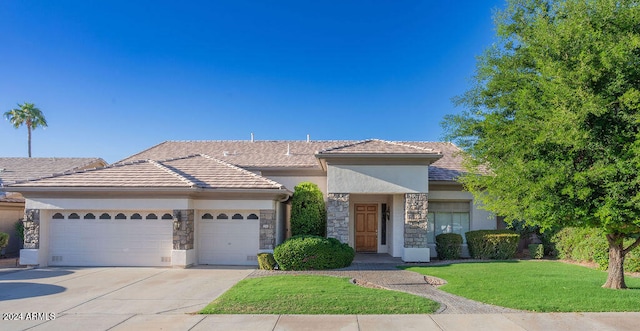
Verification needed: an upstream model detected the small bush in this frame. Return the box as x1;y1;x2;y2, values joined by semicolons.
273;235;354;270
436;233;462;260
466;230;519;260
528;244;544;259
257;253;277;270
290;182;327;237
0;232;8;248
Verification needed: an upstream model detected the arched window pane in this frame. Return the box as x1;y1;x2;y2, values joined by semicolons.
146;213;158;220
68;213;80;219
115;213;127;220
202;213;213;219
84;213;95;219
161;213;173;220
232;213;243;220
131;213;142;220
99;213;111;219
216;213;228;220
52;213;64;219
247;213;259;220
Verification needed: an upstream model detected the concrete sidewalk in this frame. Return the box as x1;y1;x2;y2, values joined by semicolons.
3;312;638;330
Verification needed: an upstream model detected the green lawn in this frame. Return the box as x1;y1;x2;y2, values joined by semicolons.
200;275;439;314
404;260;640;312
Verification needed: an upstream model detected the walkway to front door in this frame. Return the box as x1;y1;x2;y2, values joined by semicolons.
355;204;377;252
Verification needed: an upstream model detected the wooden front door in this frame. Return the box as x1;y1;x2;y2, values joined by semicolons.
355;204;378;252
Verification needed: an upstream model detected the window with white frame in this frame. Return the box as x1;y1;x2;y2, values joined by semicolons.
427;201;471;244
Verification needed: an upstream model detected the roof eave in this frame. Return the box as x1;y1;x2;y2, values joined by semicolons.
315;153;443;171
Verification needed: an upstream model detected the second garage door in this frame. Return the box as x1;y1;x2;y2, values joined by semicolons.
198;211;260;265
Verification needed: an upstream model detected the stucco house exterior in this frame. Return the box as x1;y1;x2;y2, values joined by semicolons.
0;157;107;256
5;139;497;267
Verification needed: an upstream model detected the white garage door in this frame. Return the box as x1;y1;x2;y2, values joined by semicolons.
198;211;260;265
48;212;173;267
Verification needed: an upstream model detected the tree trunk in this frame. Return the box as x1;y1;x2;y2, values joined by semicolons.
602;234;627;289
27;125;32;158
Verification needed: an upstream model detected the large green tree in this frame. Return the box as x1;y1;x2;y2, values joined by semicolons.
4;102;48;157
444;0;640;289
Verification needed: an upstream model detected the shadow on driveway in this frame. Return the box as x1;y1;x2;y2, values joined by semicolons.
0;269;75;280
0;282;66;300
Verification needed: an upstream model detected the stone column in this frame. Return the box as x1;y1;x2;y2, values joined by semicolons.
172;209;194;250
23;209;40;249
404;193;428;248
259;209;276;250
327;193;349;244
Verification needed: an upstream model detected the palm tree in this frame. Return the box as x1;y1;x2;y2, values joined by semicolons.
4;102;48;157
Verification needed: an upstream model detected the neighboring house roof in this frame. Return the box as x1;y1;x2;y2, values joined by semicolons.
0;157;107;187
9;154;287;191
117;139;466;181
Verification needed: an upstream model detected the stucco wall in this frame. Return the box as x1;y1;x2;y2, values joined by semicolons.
264;175;327;197
327;165;428;193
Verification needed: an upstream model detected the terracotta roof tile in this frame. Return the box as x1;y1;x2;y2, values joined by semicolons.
9;155;285;190
318;139;440;154
116;140;468;182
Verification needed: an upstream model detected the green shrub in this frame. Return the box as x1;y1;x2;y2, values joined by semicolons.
257;253;277;270
273;235;354;270
465;230;519;260
436;233;463;260
290;182;327;237
552;227;640;272
14;220;24;244
0;232;8;248
528;244;544;259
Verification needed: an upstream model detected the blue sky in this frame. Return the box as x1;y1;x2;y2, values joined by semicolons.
0;1;504;163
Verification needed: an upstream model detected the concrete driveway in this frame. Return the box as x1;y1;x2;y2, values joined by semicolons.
0;266;253;330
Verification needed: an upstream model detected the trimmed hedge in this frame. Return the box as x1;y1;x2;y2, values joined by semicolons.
552;227;640;272
528;244;544;259
290;182;327;237
465;230;519;260
257;253;277;270
273;235;354;270
436;233;463;260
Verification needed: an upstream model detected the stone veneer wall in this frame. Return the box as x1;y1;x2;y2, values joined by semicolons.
327;193;350;244
259;209;276;250
23;209;40;249
404;193;428;248
173;209;194;250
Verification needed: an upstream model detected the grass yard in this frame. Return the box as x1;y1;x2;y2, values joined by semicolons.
200;275;439;314
404;260;640;312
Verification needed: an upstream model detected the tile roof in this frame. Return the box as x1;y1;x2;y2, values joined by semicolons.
120;141;354;168
317;139;440;155
9;155;286;190
0;157;107;187
118;140;466;181
403;142;467;181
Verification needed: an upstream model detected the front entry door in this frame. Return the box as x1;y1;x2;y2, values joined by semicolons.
355;204;378;252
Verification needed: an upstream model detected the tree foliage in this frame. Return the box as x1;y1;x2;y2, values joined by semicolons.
443;0;640;289
290;182;327;237
4;102;48;157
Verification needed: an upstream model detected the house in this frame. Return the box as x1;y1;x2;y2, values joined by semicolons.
5;139;497;267
0;157;108;256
